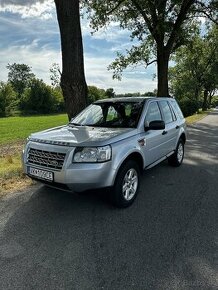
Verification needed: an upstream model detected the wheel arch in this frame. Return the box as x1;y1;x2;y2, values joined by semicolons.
180;132;186;144
123;152;144;173
113;151;144;186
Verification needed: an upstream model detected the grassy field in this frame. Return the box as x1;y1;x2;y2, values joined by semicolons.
0;110;212;195
0;114;68;145
0;113;68;195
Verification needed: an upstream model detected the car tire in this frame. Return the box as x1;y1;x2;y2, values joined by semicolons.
168;139;184;167
112;160;141;208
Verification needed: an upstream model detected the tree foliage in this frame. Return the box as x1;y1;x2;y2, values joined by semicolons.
7;63;35;98
84;0;218;97
20;78;64;114
50;63;61;88
105;88;115;98
144;91;156;96
0;82;17;117
88;86;107;103
169;24;218;110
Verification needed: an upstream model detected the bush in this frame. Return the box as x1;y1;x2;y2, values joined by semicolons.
178;98;200;117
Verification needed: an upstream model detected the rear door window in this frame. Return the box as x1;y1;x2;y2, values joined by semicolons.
170;100;184;119
159;101;174;124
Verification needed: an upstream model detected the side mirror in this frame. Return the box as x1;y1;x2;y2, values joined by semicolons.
145;120;165;131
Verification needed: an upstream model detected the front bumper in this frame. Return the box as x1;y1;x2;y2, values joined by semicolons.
22;143;115;192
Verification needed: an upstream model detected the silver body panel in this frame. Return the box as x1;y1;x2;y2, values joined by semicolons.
22;97;187;192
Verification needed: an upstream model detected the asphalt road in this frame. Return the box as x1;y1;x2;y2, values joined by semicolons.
0;111;218;290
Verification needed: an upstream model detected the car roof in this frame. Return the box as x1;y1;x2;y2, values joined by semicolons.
94;97;174;103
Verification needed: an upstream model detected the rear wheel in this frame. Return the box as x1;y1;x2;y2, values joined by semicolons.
112;160;141;208
168;139;184;167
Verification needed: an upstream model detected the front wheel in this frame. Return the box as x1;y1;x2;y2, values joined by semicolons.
168;139;184;167
112;160;141;208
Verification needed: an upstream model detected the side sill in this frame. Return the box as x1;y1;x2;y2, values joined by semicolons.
145;151;175;170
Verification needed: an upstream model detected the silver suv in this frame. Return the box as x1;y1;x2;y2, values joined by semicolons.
22;97;186;207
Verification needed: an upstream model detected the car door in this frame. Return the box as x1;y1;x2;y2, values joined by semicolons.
140;101;167;166
158;100;178;155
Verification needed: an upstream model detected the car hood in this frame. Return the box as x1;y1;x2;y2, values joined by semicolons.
29;125;137;147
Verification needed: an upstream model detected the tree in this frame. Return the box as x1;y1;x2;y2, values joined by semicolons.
169;25;218;110
52;86;65;112
116;92;141;98
144;91;156;96
201;26;218;110
54;0;88;120
105;88;115;98
0;82;16;117
85;0;218;97
7;63;35;98
88;86;106;103
21;79;58;114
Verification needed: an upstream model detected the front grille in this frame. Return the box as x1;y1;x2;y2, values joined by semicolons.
27;148;66;170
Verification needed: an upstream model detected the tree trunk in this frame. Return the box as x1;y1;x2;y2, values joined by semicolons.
208;92;213;108
202;90;208;111
157;48;170;97
54;0;87;120
193;86;200;113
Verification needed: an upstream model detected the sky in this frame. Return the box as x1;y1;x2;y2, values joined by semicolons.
0;0;157;94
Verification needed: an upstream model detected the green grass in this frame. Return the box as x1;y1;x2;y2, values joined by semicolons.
185;109;212;125
0;114;68;145
0;113;68;194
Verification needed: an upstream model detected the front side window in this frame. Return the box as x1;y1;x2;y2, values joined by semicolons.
159;101;174;124
71;101;144;128
145;102;162;123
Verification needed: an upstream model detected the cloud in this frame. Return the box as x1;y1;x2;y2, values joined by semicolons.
0;0;45;4
81;18;131;45
0;0;157;94
0;41;61;83
0;0;53;19
0;11;59;52
84;54;157;94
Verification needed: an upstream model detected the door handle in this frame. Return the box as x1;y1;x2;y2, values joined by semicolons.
176;125;180;129
162;130;168;135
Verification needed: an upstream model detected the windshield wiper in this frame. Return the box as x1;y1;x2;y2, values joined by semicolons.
69;122;84;126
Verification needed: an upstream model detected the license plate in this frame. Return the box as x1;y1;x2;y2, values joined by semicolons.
28;167;53;182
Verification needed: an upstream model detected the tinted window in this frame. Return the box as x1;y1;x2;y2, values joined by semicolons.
146;102;162;123
71;101;144;128
170;100;184;119
159;101;174;124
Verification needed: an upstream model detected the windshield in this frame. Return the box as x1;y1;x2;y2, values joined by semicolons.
70;101;144;128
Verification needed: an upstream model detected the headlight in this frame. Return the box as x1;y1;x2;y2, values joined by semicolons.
73;145;111;163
